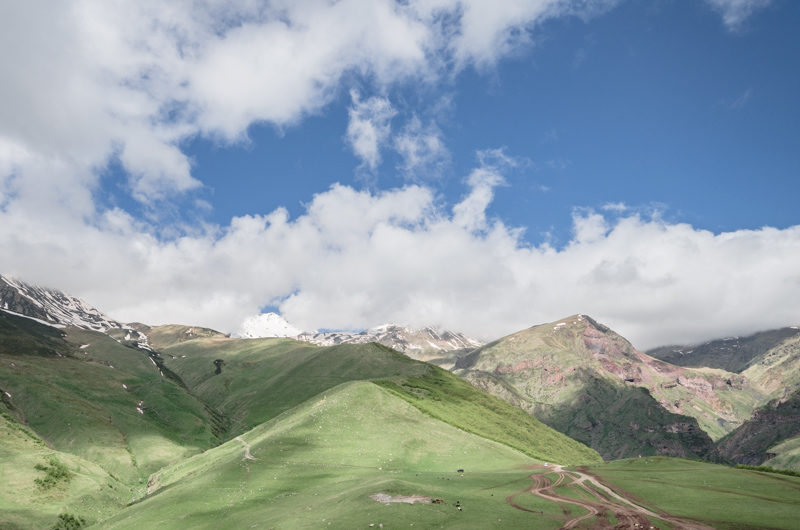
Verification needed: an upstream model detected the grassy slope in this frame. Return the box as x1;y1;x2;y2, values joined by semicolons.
159;336;599;465
739;333;800;397
768;436;800;471
0;412;135;530
0;312;218;484
98;381;568;530
158;338;432;436
374;366;601;465
585;457;800;530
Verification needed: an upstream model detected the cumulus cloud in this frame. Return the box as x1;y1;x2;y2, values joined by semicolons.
3;0;618;206
4;158;800;350
346;92;397;171
705;0;772;30
394;116;450;178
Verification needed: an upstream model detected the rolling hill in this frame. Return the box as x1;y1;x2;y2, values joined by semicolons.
0;292;600;529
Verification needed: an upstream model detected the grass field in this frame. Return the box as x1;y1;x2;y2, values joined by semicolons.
585;457;800;529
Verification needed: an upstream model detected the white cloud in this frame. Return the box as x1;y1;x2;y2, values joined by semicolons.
393;116;450;178
3;156;799;351
601;202;628;212
705;0;772;30
2;0;620;212
346;91;397;171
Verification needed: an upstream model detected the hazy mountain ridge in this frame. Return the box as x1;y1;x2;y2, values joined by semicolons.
648;327;800;374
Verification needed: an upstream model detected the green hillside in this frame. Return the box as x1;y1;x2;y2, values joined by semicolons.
97;381;562;529
123;323;228;350
0;312;219;483
154;334;599;464
157;337;432;436
0;412;135;529
374;365;600;465
538;376;723;462
767;436;800;471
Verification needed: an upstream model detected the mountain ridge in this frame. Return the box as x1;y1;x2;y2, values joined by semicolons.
453;314;753;461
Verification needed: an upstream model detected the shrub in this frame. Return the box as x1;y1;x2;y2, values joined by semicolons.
34;457;73;489
53;513;86;530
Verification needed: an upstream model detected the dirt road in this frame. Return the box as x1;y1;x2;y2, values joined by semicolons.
507;465;714;530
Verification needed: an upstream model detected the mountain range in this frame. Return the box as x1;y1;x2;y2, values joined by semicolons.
233;311;485;368
1;273;799;529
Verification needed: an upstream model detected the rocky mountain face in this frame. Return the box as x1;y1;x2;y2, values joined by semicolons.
652;326;800;468
0;274;146;340
453;314;752;461
718;389;800;466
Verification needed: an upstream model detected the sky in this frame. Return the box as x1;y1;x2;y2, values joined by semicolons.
1;0;798;350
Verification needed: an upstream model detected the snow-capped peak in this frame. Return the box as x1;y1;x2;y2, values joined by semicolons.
0;274;126;333
231;313;302;339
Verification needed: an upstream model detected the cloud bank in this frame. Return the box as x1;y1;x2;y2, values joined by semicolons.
3;163;799;350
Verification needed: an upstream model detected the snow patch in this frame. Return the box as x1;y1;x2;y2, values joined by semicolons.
0;308;66;328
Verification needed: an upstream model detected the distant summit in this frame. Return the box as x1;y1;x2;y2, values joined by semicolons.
231;312;303;338
231;314;484;367
297;323;483;354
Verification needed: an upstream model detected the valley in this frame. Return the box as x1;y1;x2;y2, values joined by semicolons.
1;274;800;529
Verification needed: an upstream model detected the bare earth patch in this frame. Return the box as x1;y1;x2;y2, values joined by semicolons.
370;493;431;504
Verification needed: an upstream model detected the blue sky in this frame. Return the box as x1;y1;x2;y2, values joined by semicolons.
178;0;800;242
1;0;798;348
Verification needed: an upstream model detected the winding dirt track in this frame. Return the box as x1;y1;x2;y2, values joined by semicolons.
506;465;714;530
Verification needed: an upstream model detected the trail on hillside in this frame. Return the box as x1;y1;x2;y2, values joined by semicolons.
507;465;714;530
